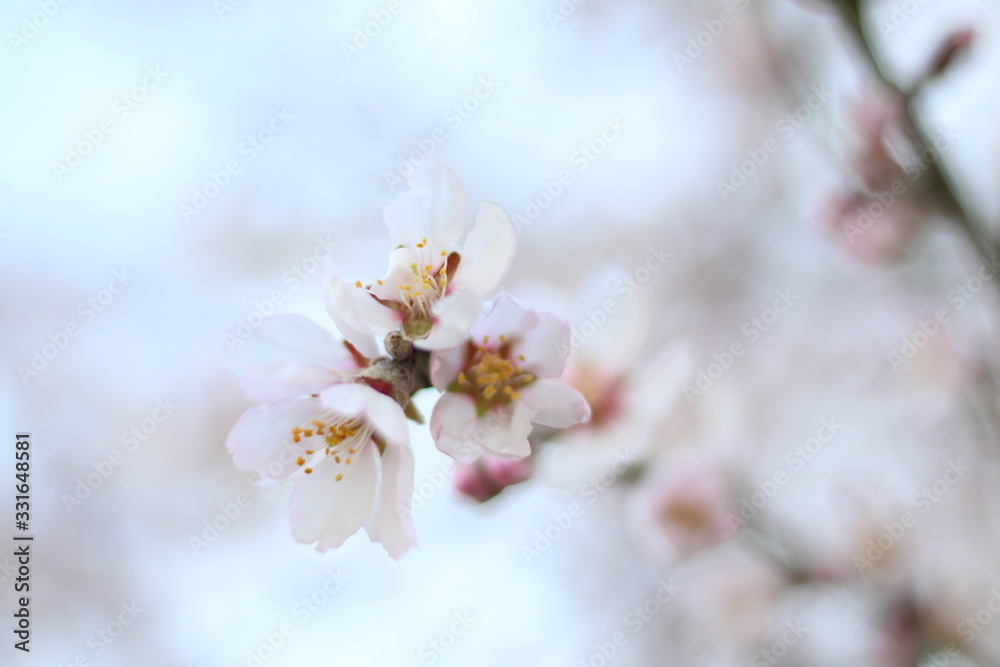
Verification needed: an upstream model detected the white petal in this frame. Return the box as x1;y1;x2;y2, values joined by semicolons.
431;393;533;462
349;285;404;336
373;441;418;559
383;157;466;251
470;291;535;341
240;362;343;402
419;288;482;351
514;309;571;379
429;345;467;391
225;314;356;377
290;447;378;551
358;385;410;445
519;379;592;428
318;383;370;418
480;402;533;460
451;203;516;296
226;397;321;478
320;383;410;446
369;247;422;303
320;259;381;359
429;393;484;463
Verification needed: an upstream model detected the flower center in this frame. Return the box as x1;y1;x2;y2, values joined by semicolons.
450;338;536;415
396;259;449;318
289;415;370;482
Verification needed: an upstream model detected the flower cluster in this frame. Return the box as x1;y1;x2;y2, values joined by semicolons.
226;158;590;558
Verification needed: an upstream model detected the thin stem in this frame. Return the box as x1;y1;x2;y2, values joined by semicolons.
831;1;998;267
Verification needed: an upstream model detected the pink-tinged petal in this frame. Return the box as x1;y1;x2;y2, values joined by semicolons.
383;157;466;251
349;286;405;336
240;362;343;402
429;345;466;391
226;397;321;478
419;289;482;351
373;441;418;559
480;402;533;460
318;383;371;418
369;247;422;303
357;386;410;445
470;291;535;342
519;379;591;428
225;314;357;377
320;259;380;359
430;393;484;463
319;383;409;446
451;203;516;296
290;446;378;551
454;456;532;503
431;394;533;461
513;309;571;378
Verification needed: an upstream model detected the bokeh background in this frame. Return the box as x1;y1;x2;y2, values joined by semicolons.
5;0;1000;665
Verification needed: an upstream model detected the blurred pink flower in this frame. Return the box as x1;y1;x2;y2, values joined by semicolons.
453;455;532;503
818;90;929;264
625;451;733;567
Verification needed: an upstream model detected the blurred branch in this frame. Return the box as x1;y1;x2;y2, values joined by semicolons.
829;0;999;269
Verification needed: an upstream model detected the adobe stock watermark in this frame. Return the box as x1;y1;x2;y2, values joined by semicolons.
751;620;809;666
556;245;672;359
910;588;1000;667
398;426;495;521
188;472;268;555
673;0;751;72
223;235;339;352
51;66;168;182
511;117;627;231
59;600;145;667
8;0;73;53
17;269;134;385
888;253;998;372
854;459;969;574
407;611;476;667
179;107;294;223
61;398;178;514
717;84;834;202
877;0;932;36
842;126;959;246
384;75;502;189
545;0;589;29
214;0;248;20
579;579;681;667
341;0;410;63
233;568;350;667
726;417;844;535
683;288;800;401
521;449;636;564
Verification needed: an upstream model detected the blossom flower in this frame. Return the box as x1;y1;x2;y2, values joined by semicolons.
453;455;532;503
429;292;591;462
226;315;416;559
324;157;517;355
818;90;929;264
625;450;733;567
529;268;695;489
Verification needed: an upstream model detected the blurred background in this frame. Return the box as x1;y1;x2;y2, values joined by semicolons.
5;0;1000;665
